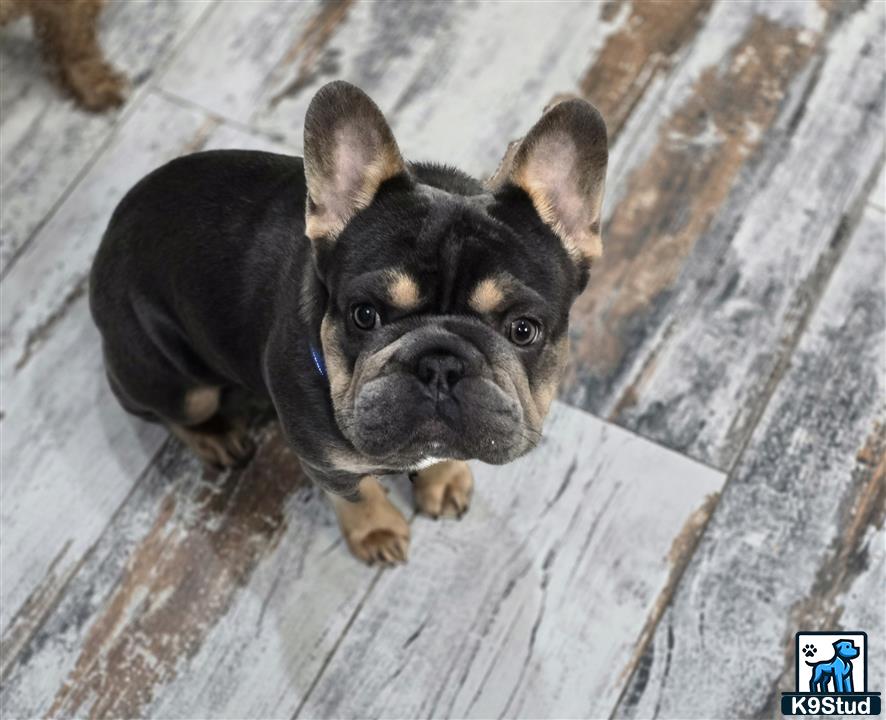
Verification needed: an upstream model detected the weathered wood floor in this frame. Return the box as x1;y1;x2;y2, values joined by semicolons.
1;1;883;718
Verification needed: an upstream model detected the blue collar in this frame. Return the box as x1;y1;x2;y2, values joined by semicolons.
309;344;327;380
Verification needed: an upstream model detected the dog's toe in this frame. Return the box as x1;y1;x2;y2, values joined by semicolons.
413;460;473;519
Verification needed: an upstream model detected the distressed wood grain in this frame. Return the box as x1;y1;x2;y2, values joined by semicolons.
160;0;633;178
297;402;724;720
0;0;212;276
871;165;885;212
577;0;713;138
156;0;326;125
1;403;723;718
0;427;368;718
0;293;166;681
563;0;885;470
0;93;215;674
614;195;885;718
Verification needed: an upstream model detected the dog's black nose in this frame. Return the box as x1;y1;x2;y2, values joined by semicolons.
416;353;465;395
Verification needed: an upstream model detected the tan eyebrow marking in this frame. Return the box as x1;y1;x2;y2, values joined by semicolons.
386;271;421;310
469;276;507;314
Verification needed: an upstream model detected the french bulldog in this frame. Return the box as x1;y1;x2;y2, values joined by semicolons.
90;81;608;564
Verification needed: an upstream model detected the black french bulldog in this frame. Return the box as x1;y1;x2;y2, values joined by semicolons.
90;81;607;564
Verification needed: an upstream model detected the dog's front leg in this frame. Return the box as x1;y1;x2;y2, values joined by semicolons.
326;476;410;566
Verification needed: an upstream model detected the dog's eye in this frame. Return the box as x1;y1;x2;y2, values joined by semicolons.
352;303;380;330
509;318;540;346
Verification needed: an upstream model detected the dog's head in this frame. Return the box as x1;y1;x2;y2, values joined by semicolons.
834;640;859;660
303;81;607;469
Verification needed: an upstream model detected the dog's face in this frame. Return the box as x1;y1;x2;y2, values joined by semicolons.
834;641;859;660
302;82;607;469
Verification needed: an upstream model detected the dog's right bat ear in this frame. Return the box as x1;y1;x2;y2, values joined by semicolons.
303;81;407;244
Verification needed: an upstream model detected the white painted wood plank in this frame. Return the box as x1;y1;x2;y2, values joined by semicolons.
0;294;166;673
0;0;212;275
0;92;212;662
614;198;886;718
0;430;391;718
839;524;886;694
157;0;325;124
297;402;724;720
871;164;885;212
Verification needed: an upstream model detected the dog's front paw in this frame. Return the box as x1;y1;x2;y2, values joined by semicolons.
65;58;128;112
412;460;474;519
330;477;410;566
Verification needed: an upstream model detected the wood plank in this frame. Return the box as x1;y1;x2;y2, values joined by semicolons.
839;523;886;694
157;0;331;125
0;0;212;276
871;165;885;212
0;92;214;673
296;402;724;720
613;196;885;718
562;0;885;470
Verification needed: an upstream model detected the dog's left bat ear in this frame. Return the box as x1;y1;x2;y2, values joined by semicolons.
303;81;407;243
488;96;608;263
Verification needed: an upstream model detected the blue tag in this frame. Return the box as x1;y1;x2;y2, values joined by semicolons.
309;344;327;380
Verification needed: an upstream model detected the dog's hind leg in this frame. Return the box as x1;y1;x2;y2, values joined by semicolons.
103;345;255;471
30;0;127;111
168;388;256;470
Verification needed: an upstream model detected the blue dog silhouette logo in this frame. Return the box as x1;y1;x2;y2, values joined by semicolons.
782;631;881;716
807;639;860;693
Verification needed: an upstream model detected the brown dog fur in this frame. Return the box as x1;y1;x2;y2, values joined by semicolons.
1;0;126;111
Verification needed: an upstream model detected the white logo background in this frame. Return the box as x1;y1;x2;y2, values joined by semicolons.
798;632;867;694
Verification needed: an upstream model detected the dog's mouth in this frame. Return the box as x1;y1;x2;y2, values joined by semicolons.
347;373;530;466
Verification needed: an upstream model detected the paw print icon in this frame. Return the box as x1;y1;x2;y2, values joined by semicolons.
802;643;816;658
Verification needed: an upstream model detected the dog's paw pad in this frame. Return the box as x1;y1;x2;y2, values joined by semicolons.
803;643;816;658
413;460;474;519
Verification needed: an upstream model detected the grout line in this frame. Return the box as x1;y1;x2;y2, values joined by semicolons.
552;399;729;478
0;0;220;284
151;86;296;150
